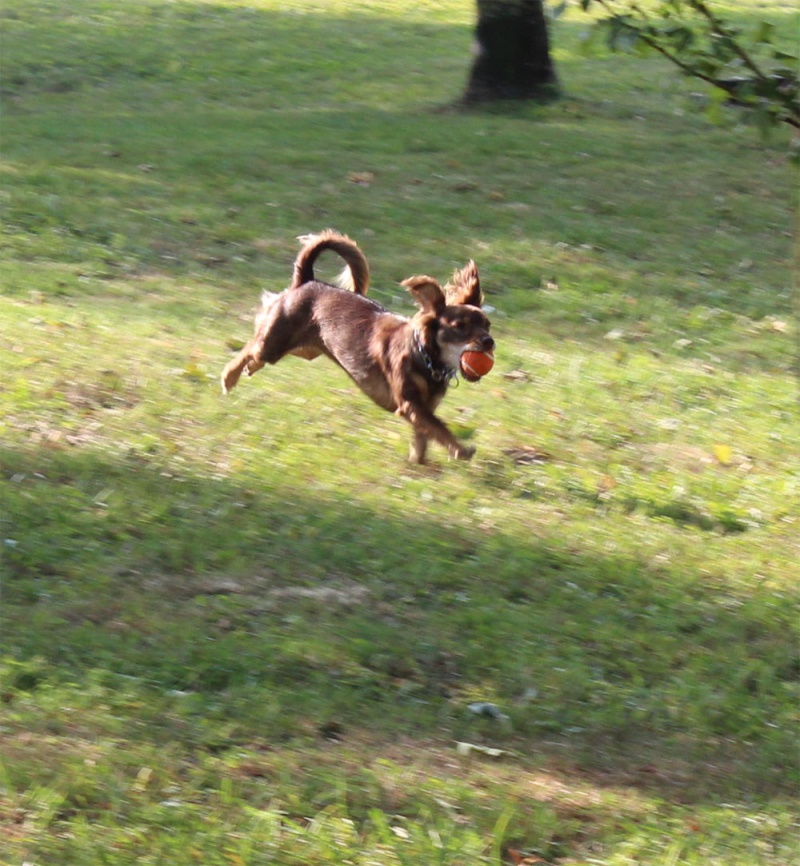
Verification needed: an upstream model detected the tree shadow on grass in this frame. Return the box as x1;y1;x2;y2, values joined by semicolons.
1;442;797;807
1;3;796;829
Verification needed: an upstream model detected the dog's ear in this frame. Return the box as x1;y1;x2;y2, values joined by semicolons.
402;275;446;316
445;260;483;308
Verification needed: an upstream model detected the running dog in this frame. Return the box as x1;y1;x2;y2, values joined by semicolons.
221;230;494;463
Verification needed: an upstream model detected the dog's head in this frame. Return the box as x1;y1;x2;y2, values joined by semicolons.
402;261;494;382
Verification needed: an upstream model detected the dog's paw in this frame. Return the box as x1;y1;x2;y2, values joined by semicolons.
220;365;240;394
245;359;265;378
453;444;476;461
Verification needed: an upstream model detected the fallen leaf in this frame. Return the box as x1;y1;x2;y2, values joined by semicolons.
196;254;227;267
504;446;551;465
347;171;374;186
455;742;510;758
467;701;509;721
597;474;616;494
508;849;545;864
133;767;153;792
182;362;207;381
196;579;243;595
318;720;345;740
713;444;733;466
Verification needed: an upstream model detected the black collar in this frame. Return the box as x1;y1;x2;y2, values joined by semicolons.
413;328;458;385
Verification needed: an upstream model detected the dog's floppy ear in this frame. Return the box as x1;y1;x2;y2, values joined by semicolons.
402;275;446;316
445;260;482;308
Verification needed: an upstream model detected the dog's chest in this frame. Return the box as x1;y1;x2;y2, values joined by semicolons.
345;363;397;411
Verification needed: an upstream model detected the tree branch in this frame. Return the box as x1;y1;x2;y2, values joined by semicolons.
689;0;768;81
586;0;800;131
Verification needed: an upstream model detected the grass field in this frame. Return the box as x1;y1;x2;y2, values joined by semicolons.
1;1;799;863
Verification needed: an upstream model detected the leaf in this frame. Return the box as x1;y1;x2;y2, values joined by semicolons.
503;369;530;382
754;20;775;45
347;171;375;186
504;446;551;465
608;19;640;52
133;766;153;792
578;22;607;57
509;850;545;865
706;85;729;125
182;362;207;381
754;102;775;140
713;444;733;466
598;474;616;494
455;742;510;758
664;24;694;52
467;701;509;721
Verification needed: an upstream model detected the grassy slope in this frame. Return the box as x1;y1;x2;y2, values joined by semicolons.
1;1;798;864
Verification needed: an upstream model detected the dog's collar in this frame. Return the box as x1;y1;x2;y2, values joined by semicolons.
413;328;458;385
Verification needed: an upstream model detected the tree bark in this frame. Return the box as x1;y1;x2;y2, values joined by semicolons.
464;0;559;104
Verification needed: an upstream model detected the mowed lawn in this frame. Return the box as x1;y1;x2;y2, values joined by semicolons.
1;1;798;864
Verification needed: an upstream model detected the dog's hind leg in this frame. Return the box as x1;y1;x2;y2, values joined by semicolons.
221;294;277;393
221;293;291;393
221;341;265;393
222;290;322;394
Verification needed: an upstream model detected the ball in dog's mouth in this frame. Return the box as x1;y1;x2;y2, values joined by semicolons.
460;349;494;381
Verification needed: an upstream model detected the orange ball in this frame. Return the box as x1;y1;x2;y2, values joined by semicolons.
460;349;494;380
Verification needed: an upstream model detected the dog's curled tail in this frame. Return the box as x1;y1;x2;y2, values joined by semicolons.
291;229;370;295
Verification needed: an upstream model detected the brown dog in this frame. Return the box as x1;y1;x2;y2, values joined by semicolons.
221;230;494;463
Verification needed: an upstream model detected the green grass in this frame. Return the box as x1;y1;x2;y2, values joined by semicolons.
1;1;798;863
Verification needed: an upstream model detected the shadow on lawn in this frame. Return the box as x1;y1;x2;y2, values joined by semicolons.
2;442;797;803
2;0;796;813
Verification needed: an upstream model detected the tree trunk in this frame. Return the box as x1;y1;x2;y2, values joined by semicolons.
464;0;559;104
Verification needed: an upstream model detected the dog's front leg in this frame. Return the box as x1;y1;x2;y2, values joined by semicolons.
397;397;475;462
409;430;430;464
